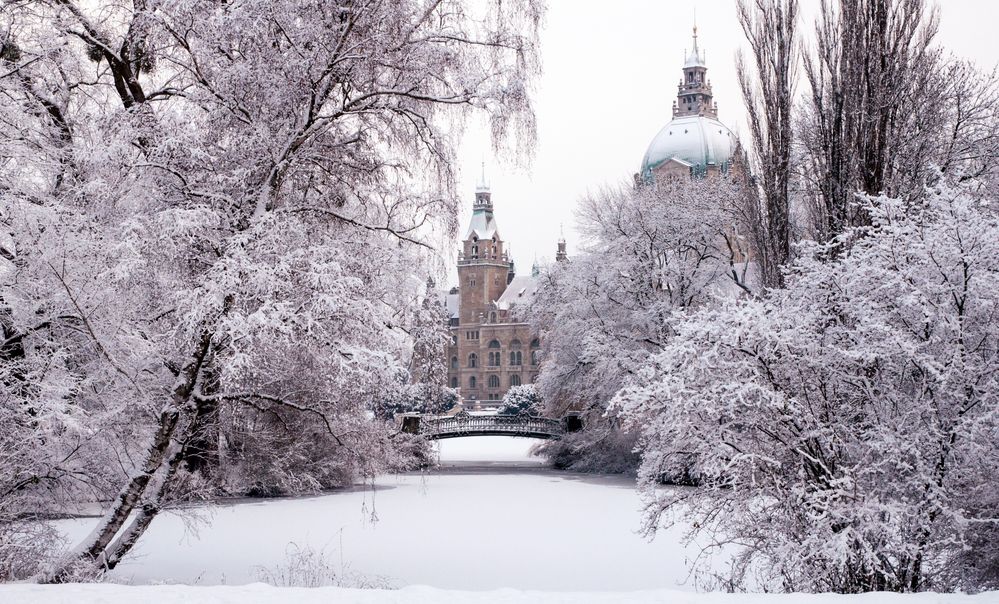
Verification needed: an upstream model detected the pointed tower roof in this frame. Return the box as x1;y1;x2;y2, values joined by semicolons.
465;164;499;240
684;23;706;68
475;160;490;193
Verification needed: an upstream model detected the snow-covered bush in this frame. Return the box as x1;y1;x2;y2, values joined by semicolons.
614;180;999;592
497;385;541;416
533;415;640;475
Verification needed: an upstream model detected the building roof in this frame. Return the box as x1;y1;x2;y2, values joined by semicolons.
464;208;499;241
684;46;706;69
640;114;734;179
495;275;539;311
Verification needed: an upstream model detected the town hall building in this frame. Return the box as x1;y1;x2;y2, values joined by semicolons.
444;178;564;408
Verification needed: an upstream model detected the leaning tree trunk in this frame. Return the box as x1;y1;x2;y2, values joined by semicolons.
42;329;215;582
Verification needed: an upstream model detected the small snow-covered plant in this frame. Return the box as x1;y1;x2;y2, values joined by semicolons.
614;179;999;592
256;542;392;589
497;385;541;416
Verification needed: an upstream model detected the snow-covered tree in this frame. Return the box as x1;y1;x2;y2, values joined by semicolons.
497;385;540;416
0;0;540;581
527;178;747;472
614;178;999;592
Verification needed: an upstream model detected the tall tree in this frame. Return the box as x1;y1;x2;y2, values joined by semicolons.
801;0;940;239
527;178;746;473
736;0;799;288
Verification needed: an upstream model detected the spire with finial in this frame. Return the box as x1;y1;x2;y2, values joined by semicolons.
474;158;492;209
475;159;489;192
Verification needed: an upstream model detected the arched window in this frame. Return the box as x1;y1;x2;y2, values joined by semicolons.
471;245;478;258
468;353;477;368
488;351;501;366
530;339;541;365
450;356;458;370
469;376;477;389
509;350;522;366
488;339;501;348
510;374;521;387
489;312;497;323
450;377;458;388
488;374;500;388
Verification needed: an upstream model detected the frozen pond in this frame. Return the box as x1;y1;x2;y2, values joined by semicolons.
55;438;709;591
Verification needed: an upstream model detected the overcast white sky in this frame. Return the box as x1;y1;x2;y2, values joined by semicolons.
446;0;999;284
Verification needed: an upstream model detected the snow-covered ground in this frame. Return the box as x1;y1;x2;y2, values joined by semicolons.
6;438;998;602
4;584;998;604
46;437;714;591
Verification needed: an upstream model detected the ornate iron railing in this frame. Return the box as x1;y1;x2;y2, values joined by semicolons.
418;414;565;440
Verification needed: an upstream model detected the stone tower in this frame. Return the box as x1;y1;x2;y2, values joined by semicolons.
556;237;568;263
446;170;542;408
456;177;512;326
672;25;718;119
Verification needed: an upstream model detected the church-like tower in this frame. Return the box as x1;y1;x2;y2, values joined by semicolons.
446;173;543;408
456;180;512;326
673;25;718;119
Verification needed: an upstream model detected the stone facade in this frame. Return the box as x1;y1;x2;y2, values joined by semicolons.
444;182;548;408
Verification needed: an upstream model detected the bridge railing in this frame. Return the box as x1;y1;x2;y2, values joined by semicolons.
420;414;565;438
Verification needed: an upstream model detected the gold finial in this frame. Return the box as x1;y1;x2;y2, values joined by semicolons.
691;10;700;55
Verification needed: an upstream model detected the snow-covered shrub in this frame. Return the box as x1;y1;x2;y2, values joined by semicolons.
497;385;541;416
615;180;999;592
533;415;640;475
256;542;391;589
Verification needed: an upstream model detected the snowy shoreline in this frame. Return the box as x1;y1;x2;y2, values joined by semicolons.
2;584;997;604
